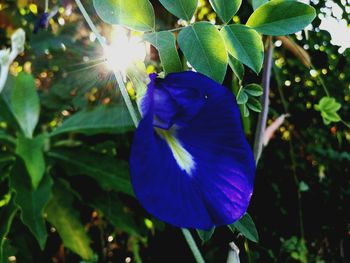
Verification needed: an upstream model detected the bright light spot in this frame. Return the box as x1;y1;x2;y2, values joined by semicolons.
107;235;114;242
310;69;318;77
103;26;146;72
58;17;65;26
274;40;282;47
125;257;132;263
285;80;291;86
318;1;350;53
89;32;96;42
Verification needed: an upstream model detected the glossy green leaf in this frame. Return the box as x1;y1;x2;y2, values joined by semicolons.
45;182;95;261
314;97;341;125
11;73;40;138
246;97;262;112
9;160;52;249
196;227;215;244
144;31;182;74
228;55;244;81
15;134;46;189
93;0;155;31
244;84;263;96
0;198;18;260
221;25;264;74
229;213;259;243
252;0;269;10
243;104;250;117
51;105;134;136
49;149;133;196
159;0;197;20
209;0;241;23
246;0;316;36
236;89;248;105
178;22;228;83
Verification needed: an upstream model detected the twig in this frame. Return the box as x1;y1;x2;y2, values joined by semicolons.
253;37;273;163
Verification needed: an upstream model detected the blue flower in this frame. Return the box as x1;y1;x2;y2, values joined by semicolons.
130;71;256;230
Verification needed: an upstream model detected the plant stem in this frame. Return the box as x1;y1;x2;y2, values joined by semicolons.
181;229;205;263
74;0;139;127
253;37;273;163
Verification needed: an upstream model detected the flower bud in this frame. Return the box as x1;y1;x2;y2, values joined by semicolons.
11;28;26;53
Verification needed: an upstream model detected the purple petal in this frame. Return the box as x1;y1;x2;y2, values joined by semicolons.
130;71;255;229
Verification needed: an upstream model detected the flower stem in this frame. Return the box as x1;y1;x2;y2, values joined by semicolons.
253;37;273;163
181;229;205;263
74;0;139;127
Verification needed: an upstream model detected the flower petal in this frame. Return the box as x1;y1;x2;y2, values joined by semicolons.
130;71;255;229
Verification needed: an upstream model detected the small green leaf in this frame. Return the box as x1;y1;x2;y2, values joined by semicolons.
243;104;250;117
49;149;133;196
15;134;46;189
51;105;134;136
209;0;241;23
144;31;182;74
196;227;215;244
159;0;197;20
244;84;263;97
0;198;18;260
228;55;244;81
11;73;40;138
314;97;341;125
246;97;262;112
221;24;264;74
93;0;155;31
236;89;248;105
229;213;259;243
45;182;95;261
246;0;316;36
252;0;269;10
178;22;228;83
299;181;309;192
9;160;52;250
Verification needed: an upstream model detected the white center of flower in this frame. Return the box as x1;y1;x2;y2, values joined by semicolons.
156;129;196;175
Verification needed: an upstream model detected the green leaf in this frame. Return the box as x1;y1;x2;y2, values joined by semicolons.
90;192;143;236
246;0;316;36
45;182;95;261
243;104;250;117
299;181;309;192
51;105;134;136
221;24;264;74
93;0;155;31
236;89;248;105
246;97;262;112
178;22;228;83
252;0;269;10
15;134;46;189
49;149;133;196
228;55;244;81
244;84;263;97
9;160;52;250
0;198;18;260
144;31;182;74
196;227;215;244
159;0;197;20
314;97;341;125
229;213;259;243
209;0;241;23
11;73;40;138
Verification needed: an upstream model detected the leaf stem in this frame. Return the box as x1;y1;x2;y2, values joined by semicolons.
253;37;273;163
74;0;139;127
181;229;205;263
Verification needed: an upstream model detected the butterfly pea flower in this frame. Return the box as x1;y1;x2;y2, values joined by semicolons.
130;71;256;230
33;7;58;34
